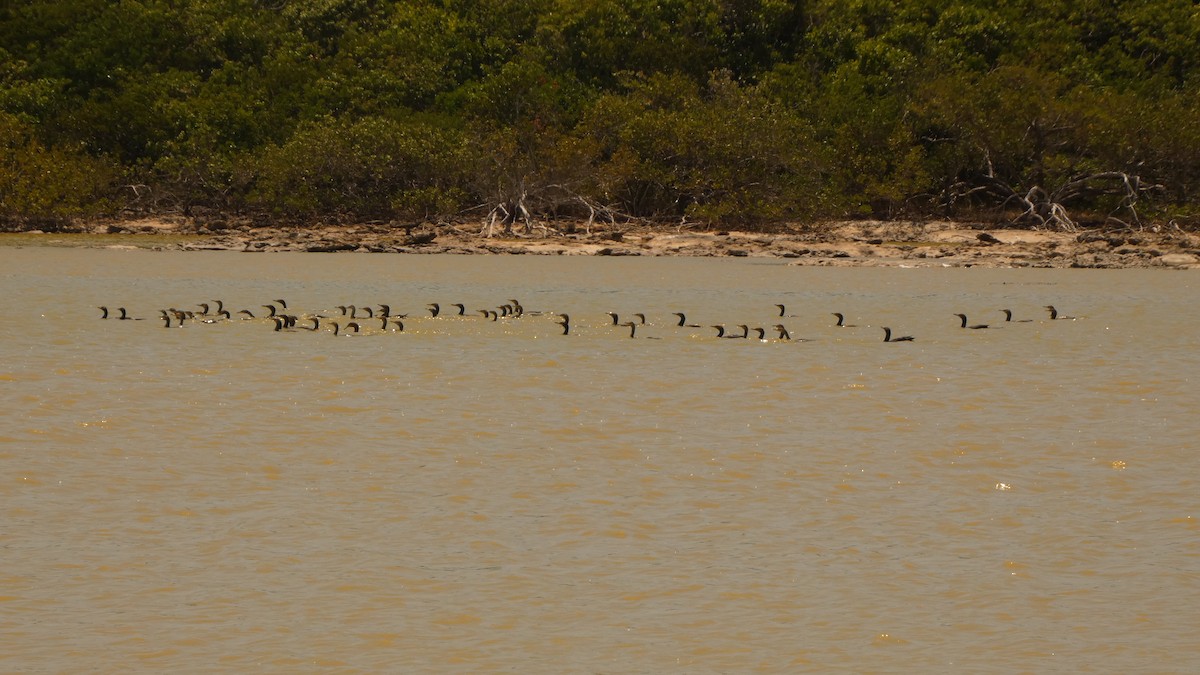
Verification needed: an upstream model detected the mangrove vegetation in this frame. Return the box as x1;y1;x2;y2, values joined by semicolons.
3;0;1200;231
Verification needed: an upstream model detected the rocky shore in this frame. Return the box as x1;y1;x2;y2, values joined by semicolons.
6;217;1200;269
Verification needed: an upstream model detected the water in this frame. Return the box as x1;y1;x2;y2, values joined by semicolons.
2;248;1197;672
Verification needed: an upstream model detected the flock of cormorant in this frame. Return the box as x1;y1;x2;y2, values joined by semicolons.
96;298;1079;342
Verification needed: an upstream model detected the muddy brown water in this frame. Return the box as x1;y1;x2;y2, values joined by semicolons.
2;248;1197;672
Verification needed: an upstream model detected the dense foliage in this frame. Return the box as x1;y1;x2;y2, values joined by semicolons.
3;0;1199;229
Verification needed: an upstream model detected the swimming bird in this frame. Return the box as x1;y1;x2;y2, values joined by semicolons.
427;303;440;317
954;313;992;329
672;312;701;328
303;317;320;331
452;303;467;316
360;306;374;318
329;321;357;336
751;327;767;341
270;317;285;331
213;300;224;314
621;321;660;339
117;307;136;320
237;309;255;319
831;313;857;328
378;304;391;318
1045;305;1076;320
161;313;173;328
774;324;792;340
607;312;620;325
556;314;570;335
733;324;750;339
775;304;800;318
390;319;405;332
711;325;743;339
262;304;278;317
274;299;288;309
201;310;231;324
98;306;109;319
1000;309;1032;323
633;313;647;325
197;303;210;316
882;327;914;342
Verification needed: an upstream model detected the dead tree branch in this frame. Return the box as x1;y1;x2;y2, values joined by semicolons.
943;167;1161;232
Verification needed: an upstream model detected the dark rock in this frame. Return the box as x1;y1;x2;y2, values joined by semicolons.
405;231;437;246
305;242;357;252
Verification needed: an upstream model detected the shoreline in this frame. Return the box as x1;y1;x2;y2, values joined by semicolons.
3;217;1199;269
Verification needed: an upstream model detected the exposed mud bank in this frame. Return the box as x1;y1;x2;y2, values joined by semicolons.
6;217;1200;269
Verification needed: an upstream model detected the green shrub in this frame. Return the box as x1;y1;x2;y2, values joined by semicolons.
0;113;118;228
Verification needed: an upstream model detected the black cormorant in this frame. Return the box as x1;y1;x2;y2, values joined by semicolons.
672;312;701;327
882;327;914;342
1045;305;1076;320
954;313;991;329
1000;309;1032;322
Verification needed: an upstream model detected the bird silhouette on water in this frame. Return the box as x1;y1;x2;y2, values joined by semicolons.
1044;305;1077;320
831;313;858;328
954;313;993;329
882;327;914;342
672;312;701;327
